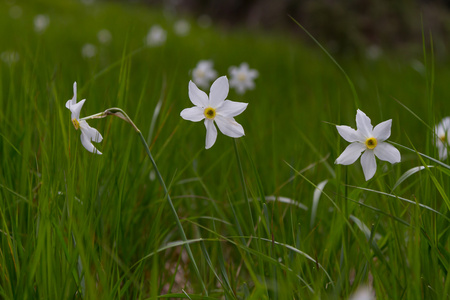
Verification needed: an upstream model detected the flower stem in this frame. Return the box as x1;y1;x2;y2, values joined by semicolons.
105;107;207;295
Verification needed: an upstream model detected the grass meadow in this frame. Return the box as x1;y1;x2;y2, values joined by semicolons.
2;0;450;299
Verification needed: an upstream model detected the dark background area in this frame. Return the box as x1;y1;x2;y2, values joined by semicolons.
129;0;450;56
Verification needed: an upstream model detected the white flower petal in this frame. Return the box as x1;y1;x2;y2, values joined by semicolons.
216;100;248;118
68;99;85;120
209;76;229;107
356;109;373;138
335;142;366;165
374;142;401;164
361;150;377;180
248;69;259;79
66;82;78;110
373;119;392;142
336;125;364;143
80;131;102;155
204;119;217;149
214;115;245;138
438;142;448;160
188;81;208;107
79;120;103;143
180;106;205;122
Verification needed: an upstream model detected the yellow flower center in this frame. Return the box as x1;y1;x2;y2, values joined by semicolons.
72;118;80;130
196;70;205;78
204;107;216;119
238;73;246;82
365;137;377;150
439;134;447;143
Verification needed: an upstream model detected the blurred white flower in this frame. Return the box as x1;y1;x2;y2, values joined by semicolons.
365;45;382;60
192;60;217;89
1;51;20;65
174;19;190;36
81;43;97;58
335;109;401;181
349;286;375;300
435;117;450;160
65;82;103;154
97;29;112;44
180;76;248;149
34;14;49;33
9;6;22;19
229;62;259;94
146;25;166;47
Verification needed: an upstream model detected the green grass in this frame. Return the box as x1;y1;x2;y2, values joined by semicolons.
1;0;450;299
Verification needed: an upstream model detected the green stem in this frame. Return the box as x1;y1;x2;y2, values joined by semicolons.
233;139;255;234
103;107;207;295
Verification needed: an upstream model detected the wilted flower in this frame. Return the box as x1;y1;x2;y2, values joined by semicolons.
435;117;450;160
173;19;190;36
34;14;49;33
146;25;167;47
66;82;103;154
335;109;401;181
192;60;217;89
229;62;259;94
180;76;248;149
81;43;97;58
97;29;112;44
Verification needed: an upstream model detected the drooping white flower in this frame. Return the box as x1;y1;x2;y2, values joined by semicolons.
191;60;217;89
65;82;103;154
81;43;97;58
229;62;259;94
335;109;401;181
146;25;167;47
34;14;49;33
180;76;248;149
435;117;450;160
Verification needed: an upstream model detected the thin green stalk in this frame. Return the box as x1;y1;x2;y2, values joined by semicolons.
83;107;207;295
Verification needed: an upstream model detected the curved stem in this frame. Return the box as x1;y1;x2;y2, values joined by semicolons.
99;107;207;295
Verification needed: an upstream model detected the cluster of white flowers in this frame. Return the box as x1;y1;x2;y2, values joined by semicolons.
191;60;259;94
67;76;448;182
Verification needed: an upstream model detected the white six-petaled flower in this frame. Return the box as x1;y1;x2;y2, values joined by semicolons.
229;62;259;94
435;117;450;160
66;82;103;154
335;109;401;180
191;60;217;89
180;76;248;149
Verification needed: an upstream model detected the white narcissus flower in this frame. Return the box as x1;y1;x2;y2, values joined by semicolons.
146;25;166;47
65;82;103;155
229;62;259;94
335;109;401;181
180;76;248;149
191;60;217;89
435;117;450;160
